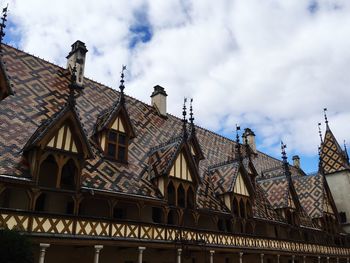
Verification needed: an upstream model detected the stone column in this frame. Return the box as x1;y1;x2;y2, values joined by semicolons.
209;250;215;263
318;256;321;263
291;255;295;263
347;257;349;263
38;243;50;263
336;258;339;263
177;249;182;263
303;256;306;263
239;252;243;263
326;257;330;263
138;247;146;263
277;254;280;263
260;253;264;263
94;245;103;263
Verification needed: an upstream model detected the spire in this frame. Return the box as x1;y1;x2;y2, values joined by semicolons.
236;124;242;160
182;98;188;139
119;65;126;104
189;98;195;135
344;140;349;164
0;5;8;52
281;141;291;179
318;122;323;144
324;108;330;130
318;145;325;175
68;65;78;106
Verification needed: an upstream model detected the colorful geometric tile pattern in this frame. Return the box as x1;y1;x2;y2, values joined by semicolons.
0;44;329;224
321;127;350;174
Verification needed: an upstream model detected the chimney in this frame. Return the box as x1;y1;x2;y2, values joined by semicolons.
66;40;88;87
243;128;256;153
292;155;300;168
151;85;167;117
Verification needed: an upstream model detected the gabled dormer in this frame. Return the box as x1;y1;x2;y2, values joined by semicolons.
24;70;93;190
24;100;93;190
149;135;200;209
94;68;135;163
209;160;255;219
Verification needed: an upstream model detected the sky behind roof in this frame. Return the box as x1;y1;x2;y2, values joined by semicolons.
4;0;350;173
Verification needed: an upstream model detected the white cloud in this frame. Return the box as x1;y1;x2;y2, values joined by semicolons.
7;0;350;171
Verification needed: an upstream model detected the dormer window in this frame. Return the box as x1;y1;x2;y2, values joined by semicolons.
106;129;128;162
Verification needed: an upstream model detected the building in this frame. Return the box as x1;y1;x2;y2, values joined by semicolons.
0;23;349;263
319;114;350;233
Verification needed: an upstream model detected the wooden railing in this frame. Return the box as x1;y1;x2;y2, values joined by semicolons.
0;209;349;257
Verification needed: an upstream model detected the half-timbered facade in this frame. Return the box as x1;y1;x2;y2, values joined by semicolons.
0;38;349;263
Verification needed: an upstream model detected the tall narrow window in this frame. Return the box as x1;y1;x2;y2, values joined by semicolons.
177;184;185;208
167;181;176;206
187;187;195;209
38;155;58;188
106;130;128;162
60;159;77;190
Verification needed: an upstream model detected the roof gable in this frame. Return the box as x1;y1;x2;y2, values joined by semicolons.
321;128;350;174
233;171;250;196
24;103;93;159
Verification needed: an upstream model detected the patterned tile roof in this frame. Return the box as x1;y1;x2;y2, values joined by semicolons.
0;44;328;223
209;160;240;195
321;126;350;174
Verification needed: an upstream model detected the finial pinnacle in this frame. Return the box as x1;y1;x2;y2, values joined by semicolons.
235;124;242;159
182;98;188;139
281;141;288;163
344;140;349;164
0;4;8;51
189;98;194;125
68;64;77;105
323;108;329;126
119;65;126;93
318;123;323;144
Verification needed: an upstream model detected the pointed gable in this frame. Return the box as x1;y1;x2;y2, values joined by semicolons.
24;104;93;159
233;171;249;196
169;151;193;182
95;97;135;138
321;127;350;174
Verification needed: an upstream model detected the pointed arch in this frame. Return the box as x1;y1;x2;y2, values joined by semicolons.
232;197;239;217
60;159;78;190
187;187;195;209
167;209;178;225
239;199;246;218
167;181;176;206
38;155;58;188
246;200;253;218
177;184;185;208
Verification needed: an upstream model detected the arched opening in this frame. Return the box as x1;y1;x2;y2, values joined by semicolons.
38;155;58;188
183;211;196;228
0;188;29;210
151;207;163;224
239;199;245;218
167;209;178;225
167;181;176;206
177;184;185;208
187;187;195;209
246;200;253;218
34;192;74;214
197;214;217;231
60;159;77;190
113;201;139;221
246;222;254;234
79;198;109;218
232;197;239;217
217;218;226;232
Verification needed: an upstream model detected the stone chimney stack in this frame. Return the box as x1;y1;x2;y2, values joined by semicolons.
151;85;167;117
243;128;256;153
66;40;88;87
292;155;300;168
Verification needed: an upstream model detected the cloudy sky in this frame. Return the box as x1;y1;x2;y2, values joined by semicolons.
5;0;350;172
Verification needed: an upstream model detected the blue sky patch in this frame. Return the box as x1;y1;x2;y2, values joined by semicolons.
129;6;152;49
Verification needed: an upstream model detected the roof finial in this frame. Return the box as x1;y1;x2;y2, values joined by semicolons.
281;141;291;179
344;140;349;164
0;5;8;52
236;124;242;160
182;98;188;139
281;141;288;164
189;98;194;126
318;122;323;144
324;108;329;128
318;145;324;175
119;65;126;103
68;64;78;105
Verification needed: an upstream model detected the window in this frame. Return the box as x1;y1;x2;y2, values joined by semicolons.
106;130;128;162
152;207;163;223
340;212;347;223
60;159;77;190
